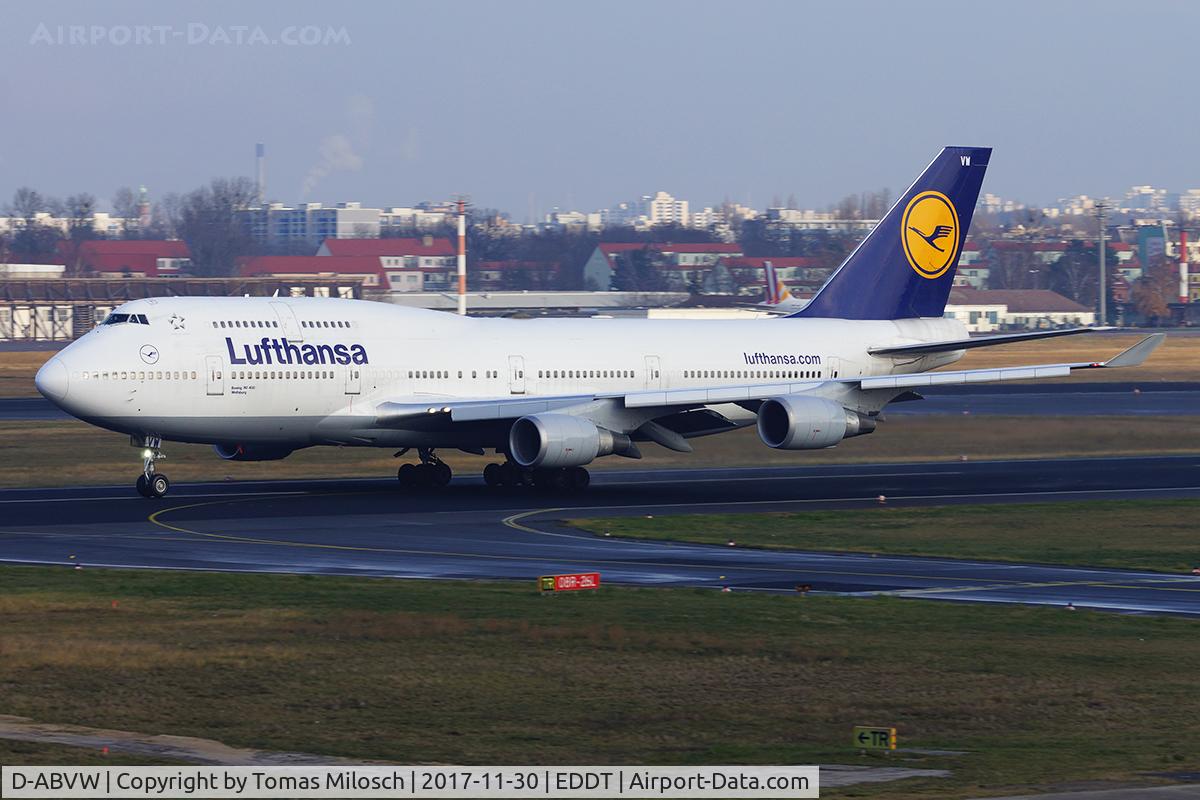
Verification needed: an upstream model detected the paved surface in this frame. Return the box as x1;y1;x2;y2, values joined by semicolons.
886;382;1200;416
984;786;1200;800
2;456;1199;615
4;383;1197;420
0;715;374;766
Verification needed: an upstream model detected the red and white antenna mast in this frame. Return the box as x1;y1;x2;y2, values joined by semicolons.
1180;228;1190;305
455;196;469;316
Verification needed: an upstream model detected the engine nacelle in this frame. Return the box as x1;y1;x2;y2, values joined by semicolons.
509;414;634;468
213;443;295;462
756;396;876;450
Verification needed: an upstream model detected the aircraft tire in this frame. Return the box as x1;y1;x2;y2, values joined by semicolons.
568;466;590;491
483;463;503;487
149;474;170;498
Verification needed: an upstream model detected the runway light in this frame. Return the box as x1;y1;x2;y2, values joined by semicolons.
877;495;887;504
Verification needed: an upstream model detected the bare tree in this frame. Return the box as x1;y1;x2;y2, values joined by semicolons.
7;187;45;221
176;177;258;277
1130;257;1178;323
147;192;182;239
59;193;98;276
6;187;60;261
112;187;140;238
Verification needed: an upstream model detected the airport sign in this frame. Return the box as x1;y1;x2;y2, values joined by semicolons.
539;572;601;592
853;726;896;751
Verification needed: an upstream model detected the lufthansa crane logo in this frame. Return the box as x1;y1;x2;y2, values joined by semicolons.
901;190;960;279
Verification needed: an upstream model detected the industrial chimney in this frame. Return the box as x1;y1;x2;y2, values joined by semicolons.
255;143;266;204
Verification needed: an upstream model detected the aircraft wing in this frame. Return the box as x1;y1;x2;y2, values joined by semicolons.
373;334;1163;425
867;326;1112;357
624;334;1162;407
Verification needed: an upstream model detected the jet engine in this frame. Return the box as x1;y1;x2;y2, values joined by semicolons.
213;443;295;462
756;396;875;450
509;414;635;468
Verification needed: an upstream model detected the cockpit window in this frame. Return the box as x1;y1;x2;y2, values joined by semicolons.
103;313;150;325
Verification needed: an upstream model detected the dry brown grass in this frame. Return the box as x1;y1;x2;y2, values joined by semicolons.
950;332;1199;381
0;415;1196;487
0;350;54;397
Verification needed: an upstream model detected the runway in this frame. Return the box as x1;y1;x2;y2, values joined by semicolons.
4;382;1198;420
2;456;1200;615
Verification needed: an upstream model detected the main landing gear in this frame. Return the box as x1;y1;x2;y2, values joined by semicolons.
483;462;590;492
396;448;453;489
134;436;170;498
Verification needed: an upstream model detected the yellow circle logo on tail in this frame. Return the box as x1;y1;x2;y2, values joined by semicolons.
901;191;960;279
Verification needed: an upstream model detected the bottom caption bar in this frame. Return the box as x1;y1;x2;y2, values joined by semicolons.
0;766;819;799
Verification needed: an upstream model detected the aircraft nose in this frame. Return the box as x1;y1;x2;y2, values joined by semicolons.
35;356;69;402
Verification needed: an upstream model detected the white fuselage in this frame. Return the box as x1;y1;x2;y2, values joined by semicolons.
38;296;966;451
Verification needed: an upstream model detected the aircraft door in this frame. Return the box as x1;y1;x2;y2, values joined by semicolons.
643;355;662;390
270;301;304;342
345;366;361;395
827;357;840;379
205;355;224;396
508;355;526;395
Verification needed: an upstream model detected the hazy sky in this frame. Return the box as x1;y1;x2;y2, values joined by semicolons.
2;0;1197;219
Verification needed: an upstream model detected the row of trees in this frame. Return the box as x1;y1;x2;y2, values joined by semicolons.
1;178;257;277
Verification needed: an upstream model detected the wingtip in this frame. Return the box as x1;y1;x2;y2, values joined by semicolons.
1103;333;1166;368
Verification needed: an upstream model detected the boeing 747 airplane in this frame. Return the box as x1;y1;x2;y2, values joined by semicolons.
35;147;1163;497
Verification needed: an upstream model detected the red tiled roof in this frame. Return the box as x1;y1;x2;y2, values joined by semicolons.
948;288;1090;313
57;239;190;276
320;237;455;257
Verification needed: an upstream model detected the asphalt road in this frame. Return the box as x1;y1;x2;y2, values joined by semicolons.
2;456;1199;615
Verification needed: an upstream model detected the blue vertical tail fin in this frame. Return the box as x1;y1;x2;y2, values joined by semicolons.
789;146;991;320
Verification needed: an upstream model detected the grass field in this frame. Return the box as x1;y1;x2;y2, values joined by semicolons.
568;500;1200;574
0;332;1194;399
0;415;1197;487
1;566;1197;796
0;350;52;398
951;331;1199;382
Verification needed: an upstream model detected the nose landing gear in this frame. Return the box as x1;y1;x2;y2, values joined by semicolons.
134;435;170;498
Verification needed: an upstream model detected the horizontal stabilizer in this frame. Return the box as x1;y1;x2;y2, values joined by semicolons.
869;327;1110;357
